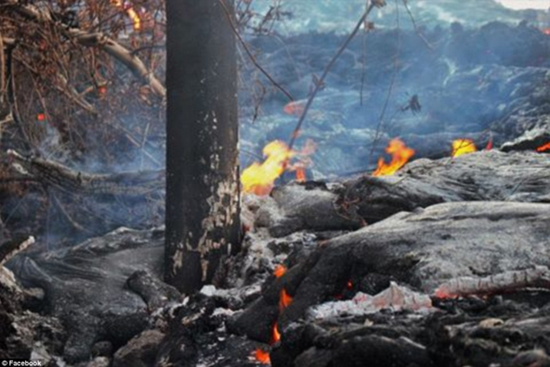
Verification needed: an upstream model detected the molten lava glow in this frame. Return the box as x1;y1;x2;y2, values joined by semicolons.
111;0;141;31
537;142;550;152
274;265;287;278
373;138;415;177
451;139;477;158
279;289;293;311
241;141;294;196
255;349;271;364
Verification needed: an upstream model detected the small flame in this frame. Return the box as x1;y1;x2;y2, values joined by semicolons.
537;142;550;152
346;281;353;290
451;139;477;158
111;0;141;31
295;166;306;182
254;349;271;364
272;323;281;343
373;138;415;177
274;265;287;278
279;289;293;311
37;113;46;122
485;137;493;151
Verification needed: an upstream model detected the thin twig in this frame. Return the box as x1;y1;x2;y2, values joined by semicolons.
218;0;294;102
368;0;401;165
288;2;378;150
401;0;434;51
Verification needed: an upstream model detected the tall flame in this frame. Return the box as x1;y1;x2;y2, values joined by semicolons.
279;289;293;312
451;139;477;158
111;0;141;31
373;138;415;177
536;142;550;152
241;140;316;196
241;141;294;196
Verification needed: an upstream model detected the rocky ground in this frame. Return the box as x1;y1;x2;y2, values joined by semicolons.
1;5;550;367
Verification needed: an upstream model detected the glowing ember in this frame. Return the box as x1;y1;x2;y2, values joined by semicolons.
543;28;550;36
279;289;293;311
274;265;287;278
111;0;141;31
37;113;46;122
98;86;107;96
254;349;271;364
451;139;477;157
537;142;550;152
346;281;353;290
241;140;316;196
372;138;415;177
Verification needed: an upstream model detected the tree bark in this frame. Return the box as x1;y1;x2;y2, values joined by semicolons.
165;0;240;293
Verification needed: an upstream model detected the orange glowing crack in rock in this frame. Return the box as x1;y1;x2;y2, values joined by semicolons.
537;142;550;152
372;138;415;177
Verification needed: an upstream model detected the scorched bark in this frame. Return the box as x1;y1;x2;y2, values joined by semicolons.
165;0;240;293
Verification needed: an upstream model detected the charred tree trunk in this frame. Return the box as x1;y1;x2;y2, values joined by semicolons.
165;0;240;293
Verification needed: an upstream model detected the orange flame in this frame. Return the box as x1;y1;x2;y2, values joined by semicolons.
37;113;46;122
274;265;287;278
255;349;271;364
451;139;477;158
537;142;550;152
373;138;415;177
295;166;306;182
241;141;294;196
272;323;281;343
279;289;293;312
111;0;141;31
241;140;316;195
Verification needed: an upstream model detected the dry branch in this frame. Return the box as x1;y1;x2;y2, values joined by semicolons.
71;30;166;98
434;266;550;299
8;149;164;197
7;1;166;98
0;235;35;265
